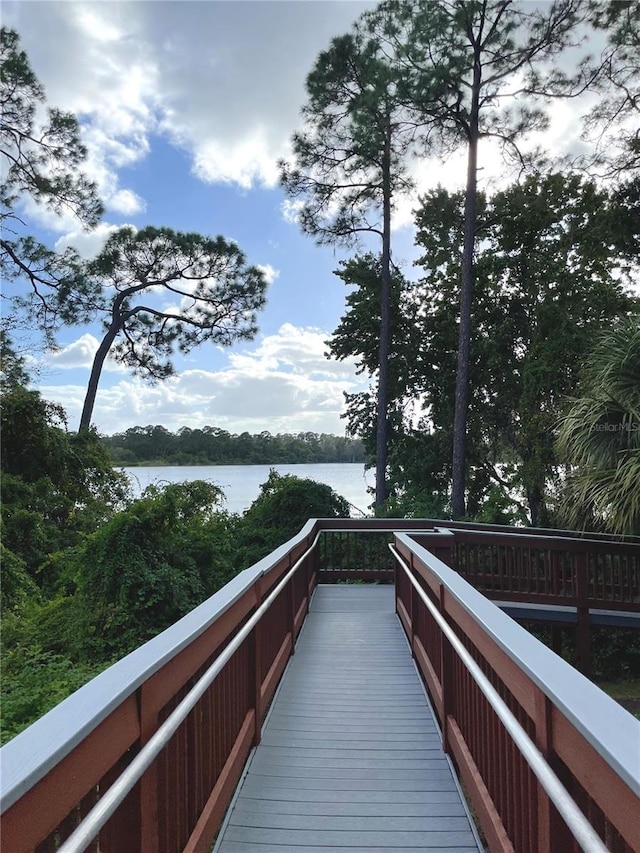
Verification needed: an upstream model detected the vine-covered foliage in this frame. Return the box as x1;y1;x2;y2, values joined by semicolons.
232;470;350;568
0;352;353;742
73;481;235;657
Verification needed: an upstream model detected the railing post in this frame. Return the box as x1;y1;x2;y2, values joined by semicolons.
394;546;399;616
250;577;263;746
533;691;573;853
429;530;455;569
138;686;160;853
575;553;591;677
439;584;452;754
410;554;417;659
305;540;312;616
316;533;321;586
289;554;296;654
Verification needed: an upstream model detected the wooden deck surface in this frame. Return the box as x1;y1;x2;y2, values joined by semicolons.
215;585;482;852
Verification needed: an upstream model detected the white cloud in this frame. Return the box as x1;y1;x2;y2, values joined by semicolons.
227;324;358;379
256;264;280;285
54;222;134;259
191;132;281;190
36;324;367;435
44;334;127;373
5;0;605;241
109;189;145;216
281;199;305;225
4;2;157;232
4;0;379;214
48;334;99;369
74;7;125;44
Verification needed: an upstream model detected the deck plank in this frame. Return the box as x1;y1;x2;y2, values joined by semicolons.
214;585;481;852
219;845;481;853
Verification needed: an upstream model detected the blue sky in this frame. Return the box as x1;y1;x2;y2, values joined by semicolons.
3;1;605;437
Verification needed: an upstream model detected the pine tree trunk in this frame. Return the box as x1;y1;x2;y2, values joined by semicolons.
78;320;121;433
375;128;392;509
451;56;481;518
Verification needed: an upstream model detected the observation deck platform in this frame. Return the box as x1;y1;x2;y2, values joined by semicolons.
215;585;482;853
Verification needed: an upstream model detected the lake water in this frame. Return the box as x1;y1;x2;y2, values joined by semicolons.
121;463;373;515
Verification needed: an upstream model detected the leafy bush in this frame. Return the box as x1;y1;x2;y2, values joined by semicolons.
75;480;235;657
0;544;39;613
1;386;130;584
0;638;106;745
1;479;239;740
233;471;350;567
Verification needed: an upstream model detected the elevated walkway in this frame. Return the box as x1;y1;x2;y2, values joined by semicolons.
3;520;637;852
215;585;482;852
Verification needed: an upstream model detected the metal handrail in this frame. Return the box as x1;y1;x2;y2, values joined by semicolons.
389;544;609;853
57;532;321;853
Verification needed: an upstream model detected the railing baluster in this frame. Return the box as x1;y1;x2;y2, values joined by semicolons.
575;553;591;677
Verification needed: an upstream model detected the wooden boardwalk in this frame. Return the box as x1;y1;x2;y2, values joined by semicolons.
215;585;482;852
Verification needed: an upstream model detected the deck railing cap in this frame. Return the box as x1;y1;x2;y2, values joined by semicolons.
395;532;640;797
417;526;640;551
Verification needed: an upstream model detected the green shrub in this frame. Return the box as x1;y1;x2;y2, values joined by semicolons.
0;544;39;613
233;471;350;567
76;480;235;657
0;639;106;745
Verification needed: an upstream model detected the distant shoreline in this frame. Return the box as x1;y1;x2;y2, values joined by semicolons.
101;429;365;468
119;460;363;468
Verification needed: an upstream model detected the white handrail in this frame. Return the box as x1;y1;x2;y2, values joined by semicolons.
389;544;609;853
56;532;321;853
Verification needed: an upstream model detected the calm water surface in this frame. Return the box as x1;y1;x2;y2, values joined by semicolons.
122;463;372;515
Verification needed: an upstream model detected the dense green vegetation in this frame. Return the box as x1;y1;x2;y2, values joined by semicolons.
101;426;365;466
1;346;351;744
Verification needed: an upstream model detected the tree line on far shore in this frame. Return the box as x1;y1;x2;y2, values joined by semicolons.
101;426;365;466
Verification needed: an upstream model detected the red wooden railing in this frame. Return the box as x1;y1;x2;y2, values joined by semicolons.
437;530;640;608
411;528;640;674
392;532;639;853
1;519;638;853
1;525;319;853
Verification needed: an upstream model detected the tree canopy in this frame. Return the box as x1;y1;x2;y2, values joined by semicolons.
102;425;364;466
233;470;351;568
78;226;268;431
330;173;639;524
280;21;418;508
0;27;102;227
582;1;640;178
0;27;103;335
1;32;269;429
360;0;587;515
